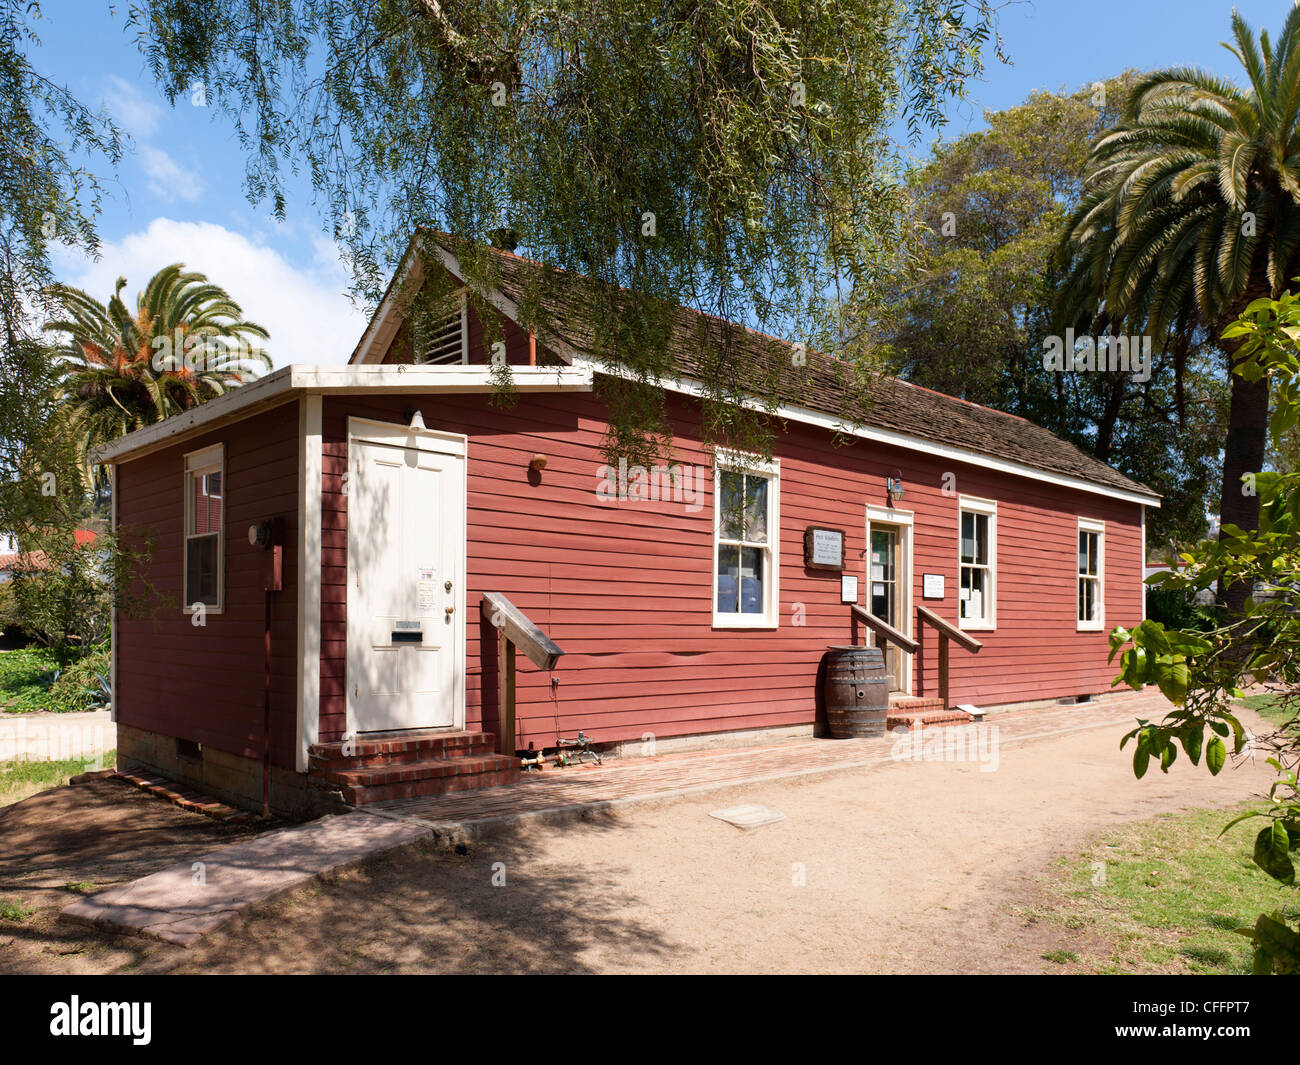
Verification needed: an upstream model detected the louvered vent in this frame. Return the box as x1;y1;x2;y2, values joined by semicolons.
417;298;467;364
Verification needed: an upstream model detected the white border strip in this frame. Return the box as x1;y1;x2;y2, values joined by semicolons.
296;395;323;772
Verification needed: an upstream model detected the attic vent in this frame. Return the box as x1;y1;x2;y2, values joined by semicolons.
416;294;468;365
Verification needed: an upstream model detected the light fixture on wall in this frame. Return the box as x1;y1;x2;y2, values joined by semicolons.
406;408;428;434
886;472;905;504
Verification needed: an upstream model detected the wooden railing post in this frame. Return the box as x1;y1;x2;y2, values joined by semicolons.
915;606;982;712
498;626;517;756
938;632;950;711
482;593;563;758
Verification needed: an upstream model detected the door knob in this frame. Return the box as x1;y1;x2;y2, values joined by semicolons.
445;605;455;616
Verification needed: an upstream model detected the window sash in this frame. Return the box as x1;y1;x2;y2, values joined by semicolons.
714;463;776;623
1077;527;1103;627
184;453;224;611
958;504;995;626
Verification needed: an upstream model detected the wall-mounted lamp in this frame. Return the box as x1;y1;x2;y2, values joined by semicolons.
886;472;906;504
406;408;428;434
529;454;548;473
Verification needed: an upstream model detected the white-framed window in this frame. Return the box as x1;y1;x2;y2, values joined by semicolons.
184;444;224;613
713;452;780;628
1077;518;1105;631
414;291;468;365
958;495;996;630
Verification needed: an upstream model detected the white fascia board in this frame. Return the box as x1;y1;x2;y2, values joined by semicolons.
573;356;1161;509
95;364;594;465
350;250;422;365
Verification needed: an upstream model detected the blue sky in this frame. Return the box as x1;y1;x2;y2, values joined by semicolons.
25;0;1295;366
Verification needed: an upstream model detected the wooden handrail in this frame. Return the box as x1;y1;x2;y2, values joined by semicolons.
916;606;983;653
850;604;919;655
481;593;565;756
481;592;564;670
915;605;981;712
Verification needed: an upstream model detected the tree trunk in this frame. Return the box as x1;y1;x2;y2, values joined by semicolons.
1217;337;1271;615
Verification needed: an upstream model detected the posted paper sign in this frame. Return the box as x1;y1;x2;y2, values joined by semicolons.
922;573;944;599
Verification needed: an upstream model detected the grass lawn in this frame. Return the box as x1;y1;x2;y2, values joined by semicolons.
0;749;115;807
1239;692;1296;728
0;648;60;712
1032;803;1300;974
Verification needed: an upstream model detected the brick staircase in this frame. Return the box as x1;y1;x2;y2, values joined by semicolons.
308;731;520;806
886;696;973;729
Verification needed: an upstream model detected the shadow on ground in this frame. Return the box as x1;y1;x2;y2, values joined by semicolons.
0;780;674;974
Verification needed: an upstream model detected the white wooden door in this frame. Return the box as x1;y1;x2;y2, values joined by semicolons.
347;425;465;733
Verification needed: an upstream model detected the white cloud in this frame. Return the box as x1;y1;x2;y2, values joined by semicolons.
140;145;206;203
102;76;162;139
53;219;371;367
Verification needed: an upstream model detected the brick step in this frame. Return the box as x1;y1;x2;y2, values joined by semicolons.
315;752;517;787
888;697;945;713
328;756;521;806
886;709;974;729
308;731;497;769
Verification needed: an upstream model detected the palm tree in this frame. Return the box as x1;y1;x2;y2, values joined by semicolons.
1057;9;1300;610
44;264;271;488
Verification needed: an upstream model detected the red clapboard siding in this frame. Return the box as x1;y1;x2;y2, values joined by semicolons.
317;386;1146;750
115;402;301;767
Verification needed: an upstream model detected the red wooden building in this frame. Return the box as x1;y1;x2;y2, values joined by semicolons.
99;235;1159;817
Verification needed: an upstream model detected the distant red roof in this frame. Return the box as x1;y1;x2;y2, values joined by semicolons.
0;530;99;574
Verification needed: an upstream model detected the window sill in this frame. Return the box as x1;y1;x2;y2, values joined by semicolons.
958;620;995;632
182;606;225;616
712;615;778;630
1076;622;1104;633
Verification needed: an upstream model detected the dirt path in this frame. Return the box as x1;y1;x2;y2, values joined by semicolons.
0;708;1279;974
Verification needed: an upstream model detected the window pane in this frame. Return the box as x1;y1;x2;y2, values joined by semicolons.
744;476;768;543
739;546;764;613
1088;533;1098;574
960;566;985;621
960;512;975;562
716;544;739;612
1079;577;1095;622
718;471;743;541
186;533;219;606
1079;532;1088;574
192;470;222;535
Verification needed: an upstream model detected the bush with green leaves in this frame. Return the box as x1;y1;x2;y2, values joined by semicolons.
1110;288;1300;973
46;643;111;712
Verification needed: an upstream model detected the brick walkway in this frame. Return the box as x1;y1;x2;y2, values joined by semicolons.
368;690;1173;840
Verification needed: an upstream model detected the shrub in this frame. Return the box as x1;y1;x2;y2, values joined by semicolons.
46;643;111;712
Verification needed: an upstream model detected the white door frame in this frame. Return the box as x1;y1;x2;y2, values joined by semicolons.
345;416;468;736
865;504;914;695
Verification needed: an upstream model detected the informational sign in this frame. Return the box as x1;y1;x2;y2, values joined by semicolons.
803;526;846;570
840;575;858;604
417;566;438;615
923;573;945;599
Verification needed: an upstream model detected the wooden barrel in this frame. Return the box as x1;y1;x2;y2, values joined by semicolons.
822;645;890;738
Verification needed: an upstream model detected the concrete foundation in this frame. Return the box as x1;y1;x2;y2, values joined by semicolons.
116;723;339;821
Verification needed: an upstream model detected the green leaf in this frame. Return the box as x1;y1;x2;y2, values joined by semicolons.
1254;823;1296;884
1134;731;1151;779
1207;735;1227;775
1255;913;1300;964
1181;725;1203;766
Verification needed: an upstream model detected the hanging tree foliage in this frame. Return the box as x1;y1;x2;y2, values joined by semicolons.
129;0;1002;459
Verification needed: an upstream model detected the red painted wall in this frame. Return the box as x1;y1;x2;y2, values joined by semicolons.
115;403;301;769
318;388;1146;750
